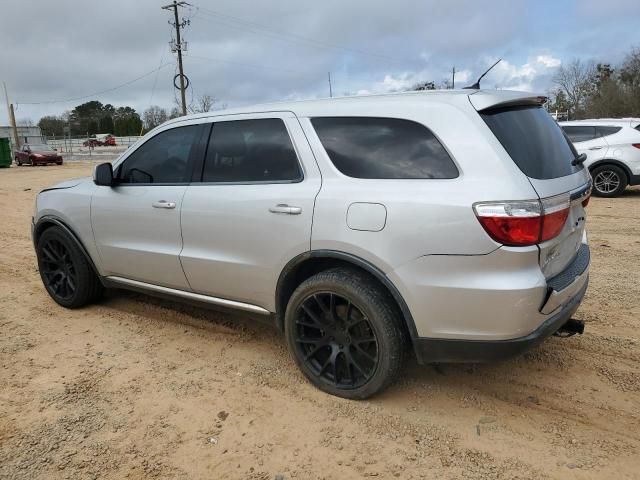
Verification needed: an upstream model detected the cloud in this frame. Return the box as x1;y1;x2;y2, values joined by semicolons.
0;0;638;125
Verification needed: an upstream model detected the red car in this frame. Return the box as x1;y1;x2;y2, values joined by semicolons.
15;144;63;166
83;135;116;147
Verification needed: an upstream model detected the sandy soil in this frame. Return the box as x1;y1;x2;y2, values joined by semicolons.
1;162;639;480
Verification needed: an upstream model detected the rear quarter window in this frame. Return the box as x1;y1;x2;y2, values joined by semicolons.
595;126;622;138
481;106;581;180
562;125;597;143
311;117;458;179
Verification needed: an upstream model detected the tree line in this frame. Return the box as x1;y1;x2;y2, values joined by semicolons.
37;94;223;138
546;47;639;119
38;101;143;138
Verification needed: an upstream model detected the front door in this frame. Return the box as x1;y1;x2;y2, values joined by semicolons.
91;123;205;290
179;114;321;310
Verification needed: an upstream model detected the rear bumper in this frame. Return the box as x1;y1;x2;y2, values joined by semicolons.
388;243;591;364
413;278;588;363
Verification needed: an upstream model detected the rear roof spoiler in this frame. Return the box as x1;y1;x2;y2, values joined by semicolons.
468;90;547;112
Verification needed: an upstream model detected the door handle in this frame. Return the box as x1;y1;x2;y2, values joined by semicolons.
588;146;603;150
152;200;176;209
269;204;302;215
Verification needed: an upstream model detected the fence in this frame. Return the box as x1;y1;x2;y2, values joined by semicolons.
45;136;142;153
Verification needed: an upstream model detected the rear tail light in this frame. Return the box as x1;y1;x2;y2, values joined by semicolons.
540;194;570;242
632;143;640;149
474;193;570;246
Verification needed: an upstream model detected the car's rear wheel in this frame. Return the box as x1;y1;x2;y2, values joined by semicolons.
36;226;103;308
15;157;22;166
285;268;404;399
591;164;627;197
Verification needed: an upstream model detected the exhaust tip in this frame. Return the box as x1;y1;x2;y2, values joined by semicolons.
554;319;585;337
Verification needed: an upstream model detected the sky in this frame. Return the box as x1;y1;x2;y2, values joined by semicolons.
1;0;639;126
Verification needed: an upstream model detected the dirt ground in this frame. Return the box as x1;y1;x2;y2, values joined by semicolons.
1;162;639;480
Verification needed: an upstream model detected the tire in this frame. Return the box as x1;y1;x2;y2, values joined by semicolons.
36;226;103;308
15;157;22;166
285;267;405;399
591;164;627;197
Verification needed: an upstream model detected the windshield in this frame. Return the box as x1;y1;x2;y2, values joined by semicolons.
480;105;581;180
29;144;54;151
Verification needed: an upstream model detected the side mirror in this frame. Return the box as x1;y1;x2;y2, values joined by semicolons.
93;162;114;186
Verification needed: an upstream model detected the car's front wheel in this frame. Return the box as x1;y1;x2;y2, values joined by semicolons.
285;268;405;399
36;226;104;308
591;164;627;197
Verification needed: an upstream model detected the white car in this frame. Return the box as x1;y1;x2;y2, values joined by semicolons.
560;119;640;197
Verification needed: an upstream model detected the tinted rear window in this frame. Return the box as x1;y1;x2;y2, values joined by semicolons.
311;117;458;179
202;118;302;183
481;106;580;180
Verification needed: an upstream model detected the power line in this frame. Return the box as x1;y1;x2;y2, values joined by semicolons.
185;53;304;75
192;5;416;65
16;63;174;106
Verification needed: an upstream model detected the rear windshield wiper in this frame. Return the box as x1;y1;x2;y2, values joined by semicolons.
572;153;587;166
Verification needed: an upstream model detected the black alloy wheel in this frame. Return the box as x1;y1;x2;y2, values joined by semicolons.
293;292;379;389
40;237;78;302
285;267;404;399
36;226;103;308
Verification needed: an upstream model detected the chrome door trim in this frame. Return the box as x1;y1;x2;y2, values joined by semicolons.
105;276;271;315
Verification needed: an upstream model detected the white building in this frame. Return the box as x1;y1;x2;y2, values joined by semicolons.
0;126;44;152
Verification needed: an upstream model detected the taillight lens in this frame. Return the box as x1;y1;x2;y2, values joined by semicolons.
632;143;640;149
474;200;541;246
474;194;570;246
540;194;570;242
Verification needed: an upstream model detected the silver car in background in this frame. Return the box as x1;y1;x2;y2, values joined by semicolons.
561;118;640;197
32;89;591;398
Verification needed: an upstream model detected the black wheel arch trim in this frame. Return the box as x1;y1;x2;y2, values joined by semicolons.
588;159;632;183
33;216;104;285
275;249;424;362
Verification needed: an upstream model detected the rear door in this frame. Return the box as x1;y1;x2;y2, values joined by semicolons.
562;125;609;167
479;105;591;279
179;113;321;310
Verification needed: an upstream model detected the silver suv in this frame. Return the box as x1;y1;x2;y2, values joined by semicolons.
33;90;591;399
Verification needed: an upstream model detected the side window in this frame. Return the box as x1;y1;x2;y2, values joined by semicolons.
595;126;622;138
562;126;597;143
202;118;302;183
118;125;201;184
311;117;458;179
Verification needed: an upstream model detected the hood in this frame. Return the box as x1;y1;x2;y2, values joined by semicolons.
40;176;91;193
32;150;60;157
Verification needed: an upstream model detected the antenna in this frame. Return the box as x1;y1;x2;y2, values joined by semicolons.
464;58;502;90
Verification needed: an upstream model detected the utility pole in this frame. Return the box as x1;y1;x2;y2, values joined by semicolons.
328;72;333;98
3;82;20;151
8;104;20;151
451;66;456;89
162;1;190;116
